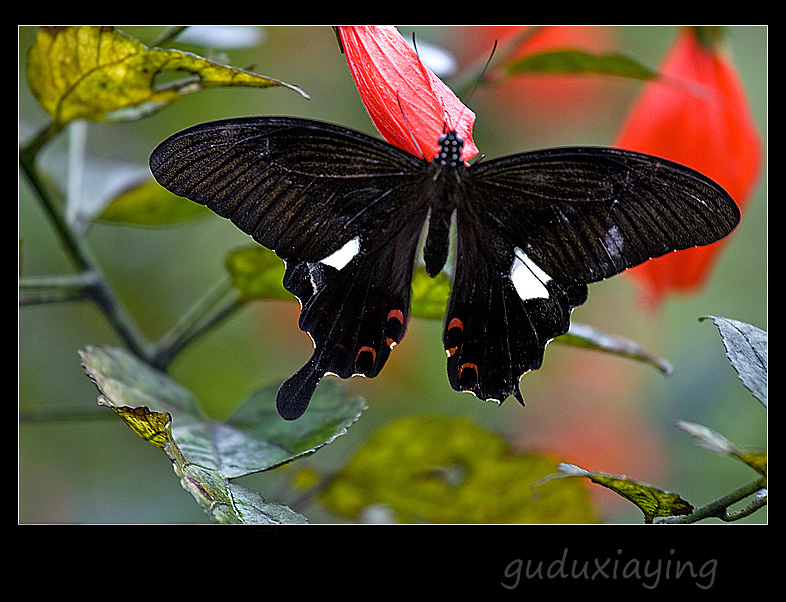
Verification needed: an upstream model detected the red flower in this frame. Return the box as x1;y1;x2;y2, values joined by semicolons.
614;27;762;306
337;26;478;163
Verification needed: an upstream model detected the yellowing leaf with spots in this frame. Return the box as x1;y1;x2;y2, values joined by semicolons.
540;463;694;523
25;26;306;129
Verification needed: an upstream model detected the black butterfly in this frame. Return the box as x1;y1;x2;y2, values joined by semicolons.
149;116;739;420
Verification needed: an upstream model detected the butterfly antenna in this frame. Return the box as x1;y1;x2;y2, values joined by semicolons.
332;27;345;54
411;32;455;135
467;39;498;106
451;40;499;133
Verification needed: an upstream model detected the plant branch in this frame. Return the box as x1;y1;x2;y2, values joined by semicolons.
657;477;766;524
20;124;88;272
19;273;98;304
147;26;188;47
148;276;244;370
20;123;153;361
19;408;116;423
720;487;767;522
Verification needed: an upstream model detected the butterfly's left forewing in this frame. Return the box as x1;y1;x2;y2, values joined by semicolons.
468;147;739;285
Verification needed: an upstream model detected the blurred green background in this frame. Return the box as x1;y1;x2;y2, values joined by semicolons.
18;26;766;524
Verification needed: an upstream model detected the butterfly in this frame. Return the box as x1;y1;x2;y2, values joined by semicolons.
149;116;739;420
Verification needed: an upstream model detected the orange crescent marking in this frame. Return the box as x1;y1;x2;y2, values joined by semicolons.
458;362;478;386
356;345;376;365
387;309;405;324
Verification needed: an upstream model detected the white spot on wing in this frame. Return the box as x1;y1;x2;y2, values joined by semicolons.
511;247;551;300
319;237;360;270
604;225;624;262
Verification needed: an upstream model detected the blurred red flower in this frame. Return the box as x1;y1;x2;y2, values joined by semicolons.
614;27;762;306
337;26;478;163
459;26;621;132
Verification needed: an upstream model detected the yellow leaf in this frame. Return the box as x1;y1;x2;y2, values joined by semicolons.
224;246;290;301
101;402;172;449
542;463;693;523
99;179;210;225
320;416;599;523
26;26;307;129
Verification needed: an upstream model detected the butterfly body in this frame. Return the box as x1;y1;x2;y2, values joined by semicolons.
150;116;739;420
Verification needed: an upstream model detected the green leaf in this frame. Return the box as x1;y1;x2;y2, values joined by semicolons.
675;420;767;478
410;266;450;319
80;345;365;523
224;246;290;302
700;316;767;406
538;463;693;523
99;179;211;225
560;322;673;375
506;48;658;80
319;416;599;523
26;26;307;129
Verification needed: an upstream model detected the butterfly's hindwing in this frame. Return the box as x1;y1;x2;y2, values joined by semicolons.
444;220;588;403
275;208;427;420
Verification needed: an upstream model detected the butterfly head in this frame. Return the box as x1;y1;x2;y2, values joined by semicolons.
435;131;464;168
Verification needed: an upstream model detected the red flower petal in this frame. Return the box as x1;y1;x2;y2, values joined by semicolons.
614;28;762;306
338;26;478;163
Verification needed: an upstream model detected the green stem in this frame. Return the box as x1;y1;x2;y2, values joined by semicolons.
20;122;153;361
148;276;244;370
658;478;766;524
20;124;88;271
147;26;188;47
720;487;767;522
20;408;116;423
19;273;98;304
